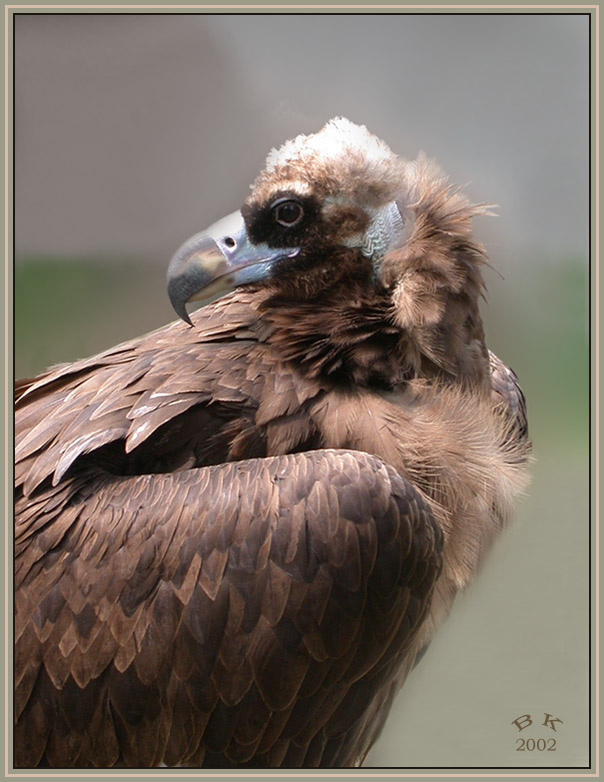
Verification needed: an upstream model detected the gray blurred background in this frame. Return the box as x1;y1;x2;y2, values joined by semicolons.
14;13;590;768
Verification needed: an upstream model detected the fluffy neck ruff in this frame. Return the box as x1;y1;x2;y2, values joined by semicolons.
254;162;492;390
255;268;403;389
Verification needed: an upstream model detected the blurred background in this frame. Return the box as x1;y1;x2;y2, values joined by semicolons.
14;13;590;768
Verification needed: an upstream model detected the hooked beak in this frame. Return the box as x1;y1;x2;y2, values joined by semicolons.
167;211;299;325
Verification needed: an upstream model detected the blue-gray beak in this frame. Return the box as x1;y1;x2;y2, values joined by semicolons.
167;211;299;325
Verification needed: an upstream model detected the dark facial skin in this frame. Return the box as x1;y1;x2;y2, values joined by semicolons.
242;191;323;249
241;190;376;301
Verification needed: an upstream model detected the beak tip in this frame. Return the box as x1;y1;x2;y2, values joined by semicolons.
169;294;194;326
167;282;192;327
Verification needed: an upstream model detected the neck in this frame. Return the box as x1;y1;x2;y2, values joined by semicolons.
253;280;487;391
254;276;397;387
251;203;491;389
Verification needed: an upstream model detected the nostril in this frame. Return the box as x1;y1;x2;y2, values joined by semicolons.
223;236;236;249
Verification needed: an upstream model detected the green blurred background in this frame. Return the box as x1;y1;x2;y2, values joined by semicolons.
14;13;590;769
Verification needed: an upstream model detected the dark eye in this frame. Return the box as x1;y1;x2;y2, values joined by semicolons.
273;199;304;227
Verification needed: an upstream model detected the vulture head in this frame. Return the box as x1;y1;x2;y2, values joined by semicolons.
168;118;490;386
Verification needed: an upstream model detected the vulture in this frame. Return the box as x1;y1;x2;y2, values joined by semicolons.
15;118;530;769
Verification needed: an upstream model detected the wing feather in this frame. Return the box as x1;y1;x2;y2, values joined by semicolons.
15;297;526;768
15;450;441;768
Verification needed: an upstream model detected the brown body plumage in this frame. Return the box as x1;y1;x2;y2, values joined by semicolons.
15;119;530;768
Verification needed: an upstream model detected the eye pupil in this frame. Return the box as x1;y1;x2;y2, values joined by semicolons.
274;200;303;227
